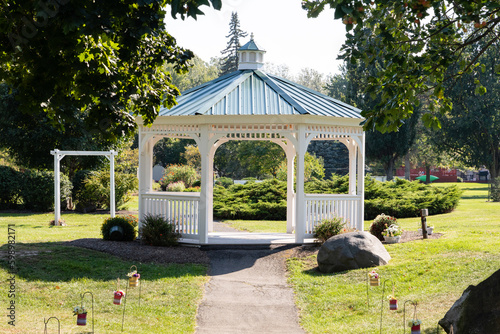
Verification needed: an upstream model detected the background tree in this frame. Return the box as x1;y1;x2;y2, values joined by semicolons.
153;138;195;167
166;55;220;93
303;0;500;132
0;0;221;139
433;38;500;180
295;68;327;94
219;12;247;76
325;60;419;180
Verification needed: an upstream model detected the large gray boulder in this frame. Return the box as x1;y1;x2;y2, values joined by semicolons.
317;231;391;273
439;268;500;334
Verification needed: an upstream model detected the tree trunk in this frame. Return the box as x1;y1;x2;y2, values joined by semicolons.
386;157;395;181
425;165;431;184
405;154;411;180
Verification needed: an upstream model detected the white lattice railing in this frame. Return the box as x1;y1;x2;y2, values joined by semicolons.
142;192;200;238
304;194;362;235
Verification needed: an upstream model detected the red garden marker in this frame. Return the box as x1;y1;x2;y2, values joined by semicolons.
411;324;421;334
389;298;398;310
114;290;125;305
76;313;87;326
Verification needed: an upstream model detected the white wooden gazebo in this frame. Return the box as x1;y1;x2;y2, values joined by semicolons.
137;37;365;244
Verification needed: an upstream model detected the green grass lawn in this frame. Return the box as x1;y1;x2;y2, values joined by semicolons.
287;182;500;334
222;219;287;233
0;212;207;333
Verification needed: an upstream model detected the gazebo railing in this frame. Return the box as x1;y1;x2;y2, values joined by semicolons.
142;192;200;239
304;194;362;235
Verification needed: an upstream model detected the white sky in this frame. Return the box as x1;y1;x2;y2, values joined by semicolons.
165;0;347;76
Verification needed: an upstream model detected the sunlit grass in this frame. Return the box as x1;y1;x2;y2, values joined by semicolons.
288;183;500;334
0;211;207;333
222;219;287;233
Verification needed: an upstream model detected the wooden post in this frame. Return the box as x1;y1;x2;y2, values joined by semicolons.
421;208;428;239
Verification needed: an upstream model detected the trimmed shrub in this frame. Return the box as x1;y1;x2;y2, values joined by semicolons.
314;217;347;243
140;214;180;246
215;177;233;188
306;175;462;220
74;170;137;210
370;214;397;241
213;179;287;220
166;181;185;192
101;215;138;241
159;164;199;190
21;169;72;211
0;166;22;209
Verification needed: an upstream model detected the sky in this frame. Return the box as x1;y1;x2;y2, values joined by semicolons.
165;0;347;76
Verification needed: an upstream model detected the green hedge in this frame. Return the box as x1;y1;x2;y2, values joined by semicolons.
101;215;138;241
0;166;22;209
213;175;462;221
0;167;72;211
213;179;287;220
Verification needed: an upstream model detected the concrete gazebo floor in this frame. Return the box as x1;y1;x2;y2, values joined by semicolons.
179;232;317;246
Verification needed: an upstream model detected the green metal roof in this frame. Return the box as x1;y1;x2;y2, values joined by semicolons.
239;38;265;52
159;70;362;119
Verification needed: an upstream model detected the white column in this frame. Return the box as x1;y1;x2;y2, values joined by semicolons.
348;141;357;195
286;142;296;233
52;150;61;226
356;134;365;231
198;125;210;244
138;130;153;225
109;150;116;218
295;126;307;243
207;144;216;233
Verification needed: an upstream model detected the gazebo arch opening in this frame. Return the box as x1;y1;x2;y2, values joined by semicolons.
137;36;365;245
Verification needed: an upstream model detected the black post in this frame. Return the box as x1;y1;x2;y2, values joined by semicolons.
420;209;428;240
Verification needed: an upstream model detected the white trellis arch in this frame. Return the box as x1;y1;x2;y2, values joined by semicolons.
50;150;118;226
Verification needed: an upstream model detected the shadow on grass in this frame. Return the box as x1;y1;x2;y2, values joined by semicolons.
0;242;205;283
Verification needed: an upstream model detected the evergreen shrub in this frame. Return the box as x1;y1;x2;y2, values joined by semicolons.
101;215;138;241
215;177;233;188
140;214;180;246
213;179;287;220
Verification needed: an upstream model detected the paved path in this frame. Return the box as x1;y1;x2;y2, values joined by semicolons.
195;246;305;334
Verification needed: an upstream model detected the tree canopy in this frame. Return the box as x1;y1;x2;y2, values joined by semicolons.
0;0;221;137
433;39;500;180
303;0;500;132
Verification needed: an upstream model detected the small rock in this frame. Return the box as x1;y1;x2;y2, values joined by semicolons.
317;231;391;273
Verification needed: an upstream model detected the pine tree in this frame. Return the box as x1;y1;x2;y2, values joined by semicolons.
219;12;247;76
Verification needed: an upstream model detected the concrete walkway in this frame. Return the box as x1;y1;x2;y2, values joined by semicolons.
195;245;305;334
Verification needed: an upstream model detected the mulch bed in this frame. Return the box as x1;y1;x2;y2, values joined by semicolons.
66;238;210;265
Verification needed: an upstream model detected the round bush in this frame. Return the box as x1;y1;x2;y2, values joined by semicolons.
140;214;180;247
314;217;347;243
159;164;199;190
101;215;138;241
21;169;72;212
166;181;185;192
369;213;397;241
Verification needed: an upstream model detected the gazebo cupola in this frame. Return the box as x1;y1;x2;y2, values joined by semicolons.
237;33;266;70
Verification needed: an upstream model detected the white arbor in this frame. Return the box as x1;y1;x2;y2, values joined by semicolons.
137;37;365;244
51;150;117;225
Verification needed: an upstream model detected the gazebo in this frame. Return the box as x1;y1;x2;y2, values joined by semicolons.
137;36;365;244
